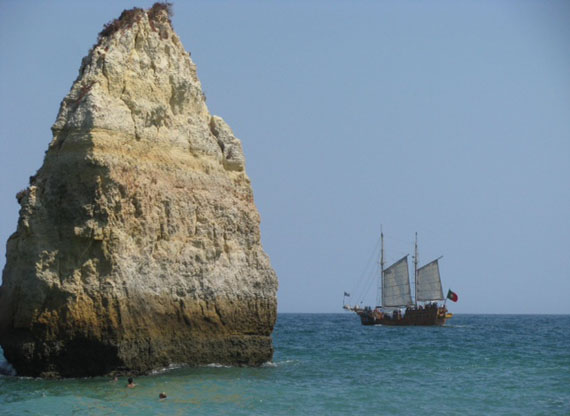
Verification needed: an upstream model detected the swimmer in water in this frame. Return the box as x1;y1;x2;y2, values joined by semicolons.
127;377;136;388
159;392;167;400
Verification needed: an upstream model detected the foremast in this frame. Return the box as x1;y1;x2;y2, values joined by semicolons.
414;232;418;307
379;227;384;308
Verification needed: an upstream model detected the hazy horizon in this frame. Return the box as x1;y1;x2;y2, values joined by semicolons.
278;312;570;315
1;1;569;314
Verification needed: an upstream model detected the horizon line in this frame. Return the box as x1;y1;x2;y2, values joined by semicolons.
277;312;570;316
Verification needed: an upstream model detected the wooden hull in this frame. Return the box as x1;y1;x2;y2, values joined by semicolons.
356;306;448;326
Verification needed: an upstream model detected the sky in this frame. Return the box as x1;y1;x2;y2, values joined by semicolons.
0;0;569;314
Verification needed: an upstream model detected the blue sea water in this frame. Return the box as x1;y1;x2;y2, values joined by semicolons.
1;314;569;415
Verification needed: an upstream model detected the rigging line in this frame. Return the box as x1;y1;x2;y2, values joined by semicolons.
353;260;374;300
360;266;378;306
355;261;377;305
350;237;381;302
352;269;371;306
355;258;380;306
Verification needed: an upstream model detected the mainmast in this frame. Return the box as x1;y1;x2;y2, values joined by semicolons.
379;226;384;308
414;232;418;307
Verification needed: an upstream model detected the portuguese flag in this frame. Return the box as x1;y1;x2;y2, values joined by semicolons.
447;289;458;302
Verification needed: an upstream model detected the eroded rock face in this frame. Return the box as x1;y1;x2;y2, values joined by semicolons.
0;4;277;377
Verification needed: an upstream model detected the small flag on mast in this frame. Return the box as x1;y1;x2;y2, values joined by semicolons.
344;292;350;297
447;289;458;302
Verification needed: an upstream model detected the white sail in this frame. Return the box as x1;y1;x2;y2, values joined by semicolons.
382;255;413;307
416;259;444;301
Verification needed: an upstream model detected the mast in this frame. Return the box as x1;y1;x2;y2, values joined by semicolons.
380;226;384;308
414;232;418;307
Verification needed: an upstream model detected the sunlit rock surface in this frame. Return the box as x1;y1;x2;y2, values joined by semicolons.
0;4;277;377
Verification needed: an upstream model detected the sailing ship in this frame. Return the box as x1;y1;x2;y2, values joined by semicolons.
344;231;456;326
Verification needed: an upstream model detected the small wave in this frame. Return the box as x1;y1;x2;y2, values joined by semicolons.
261;361;277;368
150;363;186;375
262;360;297;368
203;363;232;368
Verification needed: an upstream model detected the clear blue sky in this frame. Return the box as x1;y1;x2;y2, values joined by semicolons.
1;1;569;314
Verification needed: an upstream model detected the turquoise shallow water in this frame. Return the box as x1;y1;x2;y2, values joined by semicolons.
1;314;569;415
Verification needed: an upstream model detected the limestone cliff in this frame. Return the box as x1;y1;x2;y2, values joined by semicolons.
0;4;277;377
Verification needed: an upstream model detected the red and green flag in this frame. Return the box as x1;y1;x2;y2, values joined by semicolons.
447;289;458;302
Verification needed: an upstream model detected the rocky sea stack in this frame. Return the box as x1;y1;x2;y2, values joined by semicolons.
0;3;278;377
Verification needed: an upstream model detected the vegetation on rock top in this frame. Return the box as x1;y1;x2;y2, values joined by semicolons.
97;2;173;43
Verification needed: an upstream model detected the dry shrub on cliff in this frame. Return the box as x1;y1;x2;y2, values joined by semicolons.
97;3;173;43
148;2;173;39
148;2;173;26
98;8;144;41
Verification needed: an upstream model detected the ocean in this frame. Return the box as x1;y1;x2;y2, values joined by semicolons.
1;313;569;415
